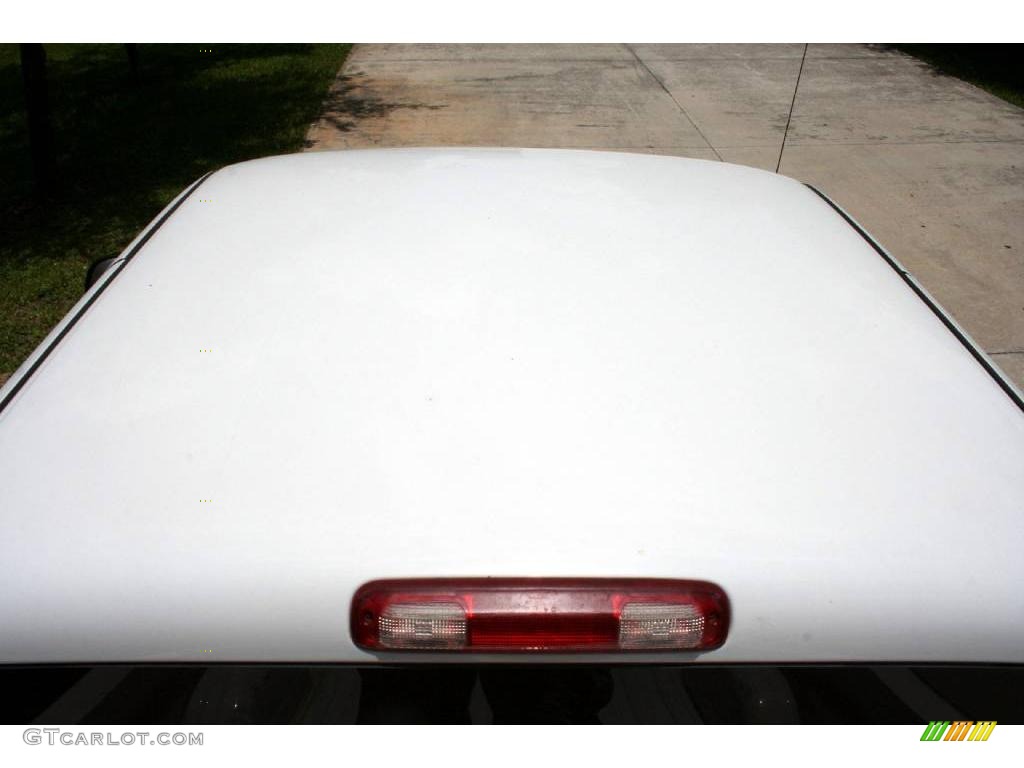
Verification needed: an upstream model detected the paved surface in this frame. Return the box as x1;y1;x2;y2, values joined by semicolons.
306;44;1024;388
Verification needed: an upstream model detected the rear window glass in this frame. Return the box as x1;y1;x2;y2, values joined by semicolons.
3;665;1021;724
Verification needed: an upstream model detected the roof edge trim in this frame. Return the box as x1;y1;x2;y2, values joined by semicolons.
805;183;1024;413
0;171;214;417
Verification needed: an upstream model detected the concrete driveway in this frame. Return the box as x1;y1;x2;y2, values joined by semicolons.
306;44;1024;388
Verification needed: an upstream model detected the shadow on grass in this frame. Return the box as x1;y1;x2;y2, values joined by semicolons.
1;44;348;218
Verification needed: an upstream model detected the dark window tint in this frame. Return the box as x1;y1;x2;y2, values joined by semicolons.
2;665;1021;725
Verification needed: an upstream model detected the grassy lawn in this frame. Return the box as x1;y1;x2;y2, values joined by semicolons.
893;44;1024;110
0;43;351;380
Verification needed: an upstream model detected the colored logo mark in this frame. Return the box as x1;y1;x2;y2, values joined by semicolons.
920;721;996;742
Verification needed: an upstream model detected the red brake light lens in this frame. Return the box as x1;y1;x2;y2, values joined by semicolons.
351;578;729;652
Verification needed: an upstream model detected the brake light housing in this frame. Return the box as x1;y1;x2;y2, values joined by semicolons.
351;578;729;653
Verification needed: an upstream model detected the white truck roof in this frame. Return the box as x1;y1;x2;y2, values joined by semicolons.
1;148;1022;664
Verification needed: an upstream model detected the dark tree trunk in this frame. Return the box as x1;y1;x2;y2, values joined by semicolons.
124;44;139;80
20;43;55;197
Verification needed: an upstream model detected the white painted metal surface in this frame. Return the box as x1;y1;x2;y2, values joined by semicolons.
1;148;1022;664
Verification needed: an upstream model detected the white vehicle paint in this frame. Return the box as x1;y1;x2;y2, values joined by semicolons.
0;148;1022;664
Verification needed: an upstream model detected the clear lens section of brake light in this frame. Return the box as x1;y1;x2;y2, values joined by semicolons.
618;602;703;649
351;579;729;653
378;602;467;649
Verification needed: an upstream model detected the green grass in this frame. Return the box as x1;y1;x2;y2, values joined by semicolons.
893;44;1024;110
0;43;351;379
